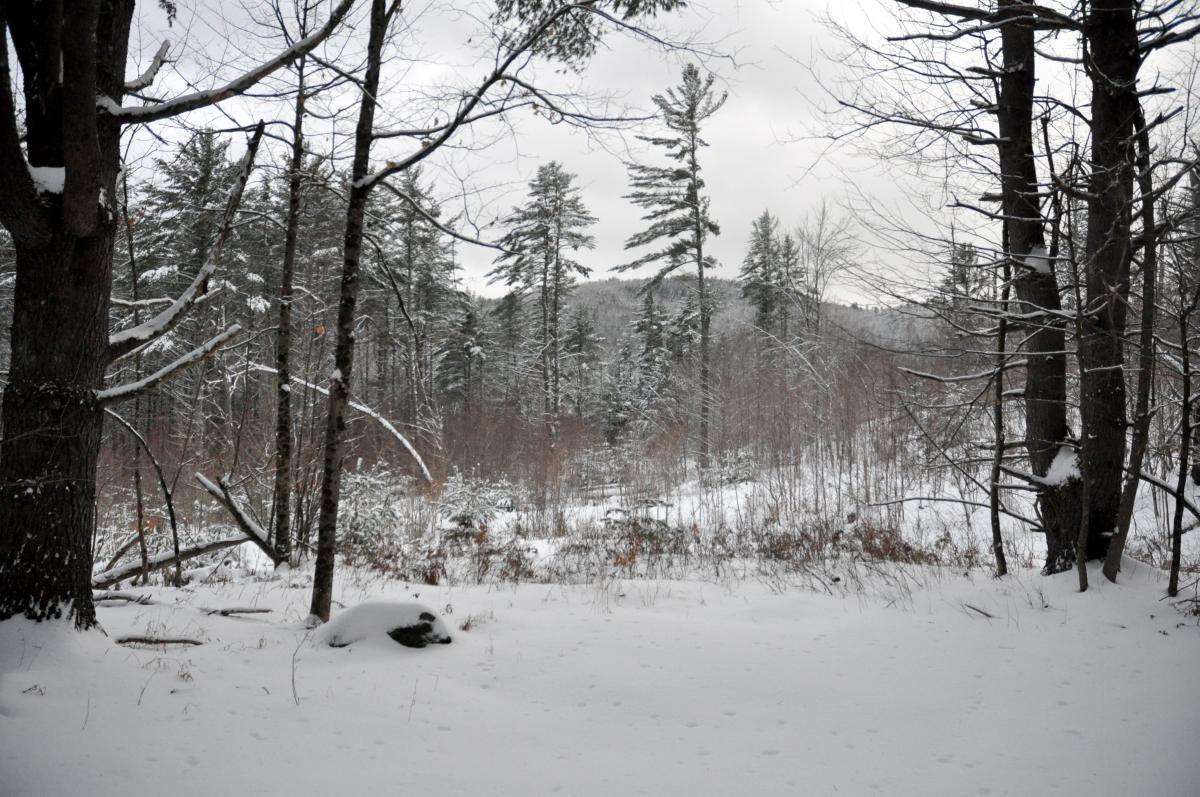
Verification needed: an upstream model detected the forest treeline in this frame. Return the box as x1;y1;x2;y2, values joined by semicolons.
0;0;1197;629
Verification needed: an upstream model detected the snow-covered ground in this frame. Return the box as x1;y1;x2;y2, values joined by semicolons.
2;560;1197;796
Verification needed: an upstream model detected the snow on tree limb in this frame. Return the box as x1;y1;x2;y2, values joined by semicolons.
125;41;172;93
107;124;263;362
250;364;433;482
194;474;277;559
99;0;354;124
98;325;241;405
91;534;247;589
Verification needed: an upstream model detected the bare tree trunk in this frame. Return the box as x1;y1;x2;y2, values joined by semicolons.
1078;0;1139;560
272;43;309;565
0;1;133;629
995;2;1081;574
309;0;388;624
1168;307;1193;597
990;243;1010;578
1104;103;1158;581
1170;176;1200;596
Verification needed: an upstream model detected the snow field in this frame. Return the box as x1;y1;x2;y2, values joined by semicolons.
2;559;1197;796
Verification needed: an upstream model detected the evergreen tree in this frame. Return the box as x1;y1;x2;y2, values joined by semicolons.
439;304;487;415
491;161;597;441
619;63;726;466
561;309;602;419
740;209;781;335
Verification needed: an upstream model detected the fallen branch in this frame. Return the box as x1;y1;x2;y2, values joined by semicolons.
116;636;203;647
963;603;996;619
205;607;272;617
92;591;155;605
91;535;246;589
250;364;431;482
194;474;281;564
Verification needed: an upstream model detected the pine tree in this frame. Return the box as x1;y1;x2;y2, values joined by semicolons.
619;63;726;466
740;209;781;336
439;304;487;415
561;309;602;419
490;161;597;441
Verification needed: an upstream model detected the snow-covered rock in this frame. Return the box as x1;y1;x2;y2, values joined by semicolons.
317;601;452;649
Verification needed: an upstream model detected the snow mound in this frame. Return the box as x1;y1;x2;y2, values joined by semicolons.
317;601;452;649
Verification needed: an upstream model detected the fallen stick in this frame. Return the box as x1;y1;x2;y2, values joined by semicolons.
204;607;272;617
194;474;282;566
963;603;996;619
116;636;203;647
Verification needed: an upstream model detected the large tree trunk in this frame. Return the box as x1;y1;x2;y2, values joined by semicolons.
995;2;1082;573
0;235;112;628
309;0;387;625
1078;0;1140;559
0;1;132;629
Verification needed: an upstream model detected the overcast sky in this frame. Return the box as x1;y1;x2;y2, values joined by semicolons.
121;0;904;302
121;0;1198;305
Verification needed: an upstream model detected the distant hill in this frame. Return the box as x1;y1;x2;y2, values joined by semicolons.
476;275;939;355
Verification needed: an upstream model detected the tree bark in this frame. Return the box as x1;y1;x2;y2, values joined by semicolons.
1104;103;1158;581
995;2;1081;573
0;1;133;628
309;0;388;624
272;46;308;565
1078;0;1140;559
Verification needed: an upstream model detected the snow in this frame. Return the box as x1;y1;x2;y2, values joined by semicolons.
1023;245;1052;275
27;165;65;194
315;600;452;648
1042;445;1081;486
2;561;1198;796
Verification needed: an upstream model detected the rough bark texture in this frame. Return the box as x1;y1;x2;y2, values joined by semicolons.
309;0;388;624
995;2;1081;574
0;1;132;628
1078;0;1139;559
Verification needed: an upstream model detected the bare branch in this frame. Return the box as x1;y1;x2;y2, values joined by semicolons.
99;0;353;124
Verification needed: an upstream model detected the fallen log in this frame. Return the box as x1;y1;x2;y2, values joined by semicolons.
204;607;272;617
116;636;203;647
93;591;155;605
91;535;246;589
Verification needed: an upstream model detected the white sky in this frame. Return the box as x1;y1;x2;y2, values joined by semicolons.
121;0;1198;305
123;0;894;302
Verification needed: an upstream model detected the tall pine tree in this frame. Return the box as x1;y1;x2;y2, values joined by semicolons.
618;64;726;466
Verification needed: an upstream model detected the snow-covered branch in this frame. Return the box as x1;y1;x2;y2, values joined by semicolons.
91;534;247;589
107;124;263;363
194;474;278;561
99;0;353;124
898;361;1026;384
124;41;171;93
250;364;432;482
98;325;241;405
